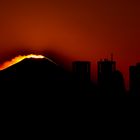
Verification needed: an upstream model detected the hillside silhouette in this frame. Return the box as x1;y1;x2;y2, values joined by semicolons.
0;58;74;100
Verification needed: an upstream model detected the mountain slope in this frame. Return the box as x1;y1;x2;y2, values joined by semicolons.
0;58;71;96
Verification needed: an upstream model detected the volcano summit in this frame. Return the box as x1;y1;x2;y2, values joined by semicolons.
0;55;72;99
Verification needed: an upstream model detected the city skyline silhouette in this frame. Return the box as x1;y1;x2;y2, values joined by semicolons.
0;1;140;91
0;54;139;96
0;2;140;133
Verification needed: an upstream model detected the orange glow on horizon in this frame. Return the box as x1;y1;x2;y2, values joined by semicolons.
0;54;45;70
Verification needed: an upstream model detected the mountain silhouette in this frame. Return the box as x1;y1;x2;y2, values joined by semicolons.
0;57;72;100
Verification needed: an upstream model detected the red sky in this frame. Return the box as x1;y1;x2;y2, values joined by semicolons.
0;0;140;88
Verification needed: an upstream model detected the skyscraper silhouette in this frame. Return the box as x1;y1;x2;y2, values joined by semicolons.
129;63;140;96
72;61;91;83
72;61;93;95
98;59;116;95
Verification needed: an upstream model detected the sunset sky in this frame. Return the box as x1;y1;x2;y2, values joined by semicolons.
0;0;140;88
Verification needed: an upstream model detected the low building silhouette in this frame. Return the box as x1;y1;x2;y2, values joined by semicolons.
129;63;140;95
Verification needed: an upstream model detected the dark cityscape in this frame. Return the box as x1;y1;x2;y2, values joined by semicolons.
0;1;139;99
0;56;139;98
0;0;140;133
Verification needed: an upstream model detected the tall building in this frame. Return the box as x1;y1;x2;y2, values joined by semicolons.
98;59;116;85
129;63;140;95
72;61;91;83
98;59;116;94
